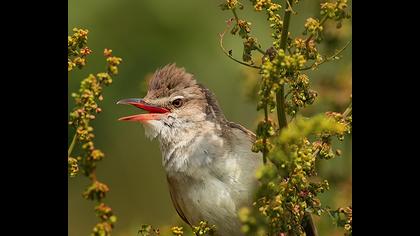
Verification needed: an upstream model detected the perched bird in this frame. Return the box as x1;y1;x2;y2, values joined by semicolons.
117;64;316;236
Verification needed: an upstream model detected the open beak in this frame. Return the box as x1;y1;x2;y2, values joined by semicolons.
117;98;169;122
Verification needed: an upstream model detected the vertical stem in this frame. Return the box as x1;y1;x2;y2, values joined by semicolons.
276;0;293;130
279;3;319;236
279;0;293;51
276;86;287;130
262;106;268;164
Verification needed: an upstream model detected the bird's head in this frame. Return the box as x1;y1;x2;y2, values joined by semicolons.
118;64;225;140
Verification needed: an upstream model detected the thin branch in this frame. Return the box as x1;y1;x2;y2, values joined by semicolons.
286;0;297;15
300;40;352;71
305;0;341;46
219;26;261;69
231;8;239;22
342;101;352;118
231;8;266;55
68;133;77;157
255;47;266;55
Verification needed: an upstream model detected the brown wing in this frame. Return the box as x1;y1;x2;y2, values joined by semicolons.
166;176;190;225
226;121;256;141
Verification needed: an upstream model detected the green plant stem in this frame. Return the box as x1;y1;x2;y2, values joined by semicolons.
276;86;287;130
256;47;266;55
279;1;293;51
262;106;268;164
219;26;261;69
68;133;77;157
300;40;352;71
231;8;266;55
276;0;293;131
231;8;239;22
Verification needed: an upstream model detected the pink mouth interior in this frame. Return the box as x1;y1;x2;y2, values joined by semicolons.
118;101;169;122
118;113;167;122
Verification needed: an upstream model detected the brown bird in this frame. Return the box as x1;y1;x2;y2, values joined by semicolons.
117;64;317;236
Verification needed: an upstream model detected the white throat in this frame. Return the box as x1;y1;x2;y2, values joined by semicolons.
141;112;220;174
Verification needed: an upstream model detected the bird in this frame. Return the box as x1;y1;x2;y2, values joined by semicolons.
117;64;317;236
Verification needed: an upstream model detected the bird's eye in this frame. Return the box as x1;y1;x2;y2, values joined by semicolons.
172;98;183;108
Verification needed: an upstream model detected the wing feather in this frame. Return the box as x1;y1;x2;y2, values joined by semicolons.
167;176;190;225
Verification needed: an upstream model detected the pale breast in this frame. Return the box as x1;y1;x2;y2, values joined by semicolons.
167;171;244;236
165;151;260;235
162;121;262;236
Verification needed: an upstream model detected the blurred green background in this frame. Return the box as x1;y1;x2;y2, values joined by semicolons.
68;0;352;235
